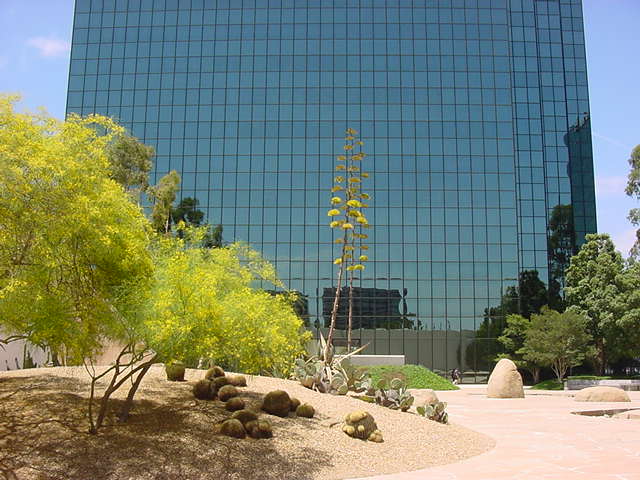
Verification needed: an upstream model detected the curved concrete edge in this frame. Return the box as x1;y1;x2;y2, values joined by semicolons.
348;389;640;480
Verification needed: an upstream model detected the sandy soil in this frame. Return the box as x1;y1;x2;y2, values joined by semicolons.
0;366;494;480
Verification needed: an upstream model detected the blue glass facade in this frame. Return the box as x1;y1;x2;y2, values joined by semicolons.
67;0;596;376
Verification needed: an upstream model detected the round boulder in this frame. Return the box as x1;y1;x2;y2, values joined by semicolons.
421;388;439;405
261;390;291;417
487;358;524;399
574;386;631;403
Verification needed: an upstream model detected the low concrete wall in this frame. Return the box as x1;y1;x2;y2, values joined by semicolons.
337;354;405;366
566;379;640;391
0;338;49;371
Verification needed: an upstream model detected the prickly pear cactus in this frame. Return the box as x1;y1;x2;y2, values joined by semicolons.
416;401;449;424
359;378;414;412
342;410;383;442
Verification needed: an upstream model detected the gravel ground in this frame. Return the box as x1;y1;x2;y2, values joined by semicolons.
0;366;494;480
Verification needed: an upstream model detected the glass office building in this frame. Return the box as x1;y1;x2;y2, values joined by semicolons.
67;0;597;377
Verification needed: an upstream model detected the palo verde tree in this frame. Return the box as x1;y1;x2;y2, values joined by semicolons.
0;96;154;432
325;128;371;357
143;226;310;374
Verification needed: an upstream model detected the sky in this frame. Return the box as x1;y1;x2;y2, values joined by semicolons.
0;0;638;255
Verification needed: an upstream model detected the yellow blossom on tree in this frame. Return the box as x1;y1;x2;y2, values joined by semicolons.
342;223;354;229
334;258;343;265
331;186;343;192
327;209;340;216
347;199;362;208
329;221;340;228
343;145;353;151
337;155;346;161
334;176;344;183
348;177;361;183
354;264;365;271
331;196;342;204
336;164;346;170
359;255;368;261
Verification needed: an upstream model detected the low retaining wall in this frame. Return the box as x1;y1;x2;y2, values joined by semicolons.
566;379;640;391
336;354;405;366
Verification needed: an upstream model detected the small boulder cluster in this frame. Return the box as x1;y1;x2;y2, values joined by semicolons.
191;366;315;440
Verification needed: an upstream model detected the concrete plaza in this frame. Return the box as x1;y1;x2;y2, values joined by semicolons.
357;387;640;480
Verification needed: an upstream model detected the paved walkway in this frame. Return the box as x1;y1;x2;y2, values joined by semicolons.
354;388;640;480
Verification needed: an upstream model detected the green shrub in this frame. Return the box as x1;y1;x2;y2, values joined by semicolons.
364;365;458;390
531;379;564;390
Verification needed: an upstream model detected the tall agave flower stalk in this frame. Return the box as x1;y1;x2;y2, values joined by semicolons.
325;128;371;360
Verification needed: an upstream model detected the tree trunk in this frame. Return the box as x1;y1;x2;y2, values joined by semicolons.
118;357;155;422
325;265;344;363
595;338;606;376
347;274;354;352
531;366;540;385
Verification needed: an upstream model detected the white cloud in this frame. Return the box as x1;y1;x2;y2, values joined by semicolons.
26;36;70;58
611;228;638;258
596;175;628;197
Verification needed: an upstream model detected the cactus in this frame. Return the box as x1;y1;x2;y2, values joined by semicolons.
218;385;239;402
261;390;291;417
295;403;315;418
228;374;247;387
292;356;371;396
289;397;301;412
337;361;371;393
416;401;448;424
193;380;216;400
342;410;383;442
248;419;273;439
165;361;186;381
204;366;225;380
359;378;414;412
213;376;230;389
220;418;246;438
231;409;258;426
225;397;245;412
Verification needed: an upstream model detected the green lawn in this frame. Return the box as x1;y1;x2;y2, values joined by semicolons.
362;364;459;390
530;379;564;390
